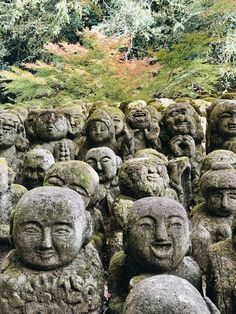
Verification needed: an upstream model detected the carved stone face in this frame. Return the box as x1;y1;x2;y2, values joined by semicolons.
123;275;211;314
169;134;195;158
64;105;85;138
37;110;68;141
206;189;236;217
119;158;168;198
126;104;151;130
88;120;110;144
201;165;236;217
164;104;197;136
217;104;236;137
113;115;124;136
0;113;19;148
85;147;120;183
0;158;9;194
12;187;89;270
127;197;190;272
24;149;55;189
44;161;99;207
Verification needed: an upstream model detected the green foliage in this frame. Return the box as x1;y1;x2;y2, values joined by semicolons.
0;0;102;67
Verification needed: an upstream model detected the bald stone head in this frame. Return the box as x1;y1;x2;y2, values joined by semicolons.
85;147;121;183
44;160;99;208
119;158;169;199
23;148;55;189
123;275;214;314
11;186;92;270
125;197;190;272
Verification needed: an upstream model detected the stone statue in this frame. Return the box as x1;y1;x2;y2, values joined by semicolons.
108;196;201;313
123;275;219;314
0;158;27;267
207;100;236;153
23;148;55;189
76;109;118;159
110;157;177;256
191;162;236;271
26;109;75;161
43;161;105;251
124;100;161;157
63;104;86;139
0;111;29;183
0;186;104;313
206;214;236;314
161;102;204;180
103;107;134;159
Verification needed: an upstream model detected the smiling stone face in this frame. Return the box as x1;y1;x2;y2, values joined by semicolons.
44;161;99;208
36;110;68;141
163;103;197;137
215;102;236;137
119;158;169;199
0;113;19;148
126;197;190;272
12;187;90;270
126;103;151;130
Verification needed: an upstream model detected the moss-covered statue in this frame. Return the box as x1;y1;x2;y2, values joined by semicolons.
0;187;104;314
191;162;236;271
76;109;118;159
63;104;87;139
207;100;236;153
43;160;105;251
0;158;27;267
23;148;55;189
206;214;236;314
108;197;201;314
124;100;162;158
103;106;134;159
123;275;219;314
161;102;204;180
0;111;29;183
109;156;178;256
25;109;75;161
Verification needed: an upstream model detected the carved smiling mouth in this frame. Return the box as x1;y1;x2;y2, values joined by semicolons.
229;124;236;129
151;242;172;258
38;250;55;260
147;174;159;181
133;112;147;118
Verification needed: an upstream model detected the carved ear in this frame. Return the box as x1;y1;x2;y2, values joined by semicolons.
83;211;93;246
7;165;15;186
186;219;192;255
116;156;122;171
9;209;16;247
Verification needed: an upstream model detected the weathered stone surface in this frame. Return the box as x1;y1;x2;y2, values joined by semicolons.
0;186;104;313
108;197;201;313
191;162;236;271
23;148;55;189
123;275;219;314
206;215;236;314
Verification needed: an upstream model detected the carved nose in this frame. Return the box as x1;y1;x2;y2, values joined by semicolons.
222;195;228;208
96;161;102;171
40;228;52;249
155;221;168;241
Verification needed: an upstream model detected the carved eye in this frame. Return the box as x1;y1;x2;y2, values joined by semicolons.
229;194;236;200
23;226;41;235
53;227;72;236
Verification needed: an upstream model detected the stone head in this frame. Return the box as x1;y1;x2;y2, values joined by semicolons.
104;107;125;136
0;112;22;148
125;197;191;272
36;109;69;141
200;150;236;177
10;186;92;270
23;148;55;189
125;100;151;130
119;157;169;199
134;149;168;165
123;275;212;314
63;105;85;138
44;160;99;208
86;109;116;144
210;101;236;138
0;158;14;194
85;147;122;184
162;103;203;140
200;162;236;217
